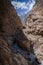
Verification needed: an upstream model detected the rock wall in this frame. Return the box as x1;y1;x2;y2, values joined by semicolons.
0;0;42;65
0;0;22;36
0;0;31;65
23;0;43;64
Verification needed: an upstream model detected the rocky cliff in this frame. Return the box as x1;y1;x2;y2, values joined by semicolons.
23;0;43;64
0;0;43;65
0;0;22;35
0;0;31;65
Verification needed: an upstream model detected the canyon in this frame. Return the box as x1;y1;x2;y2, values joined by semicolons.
0;0;43;65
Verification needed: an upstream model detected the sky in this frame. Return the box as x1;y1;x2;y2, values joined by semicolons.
11;0;35;25
11;0;35;17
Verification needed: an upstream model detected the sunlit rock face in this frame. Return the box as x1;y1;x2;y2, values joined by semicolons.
23;0;43;64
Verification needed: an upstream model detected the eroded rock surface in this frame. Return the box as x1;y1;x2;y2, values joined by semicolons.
0;0;42;65
23;0;43;64
0;0;38;65
0;0;30;65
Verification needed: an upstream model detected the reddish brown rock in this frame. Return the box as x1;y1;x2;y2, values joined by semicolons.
0;0;31;65
0;0;22;36
0;0;42;65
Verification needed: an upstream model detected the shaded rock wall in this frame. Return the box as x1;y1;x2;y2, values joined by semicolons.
0;0;31;65
0;0;22;36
